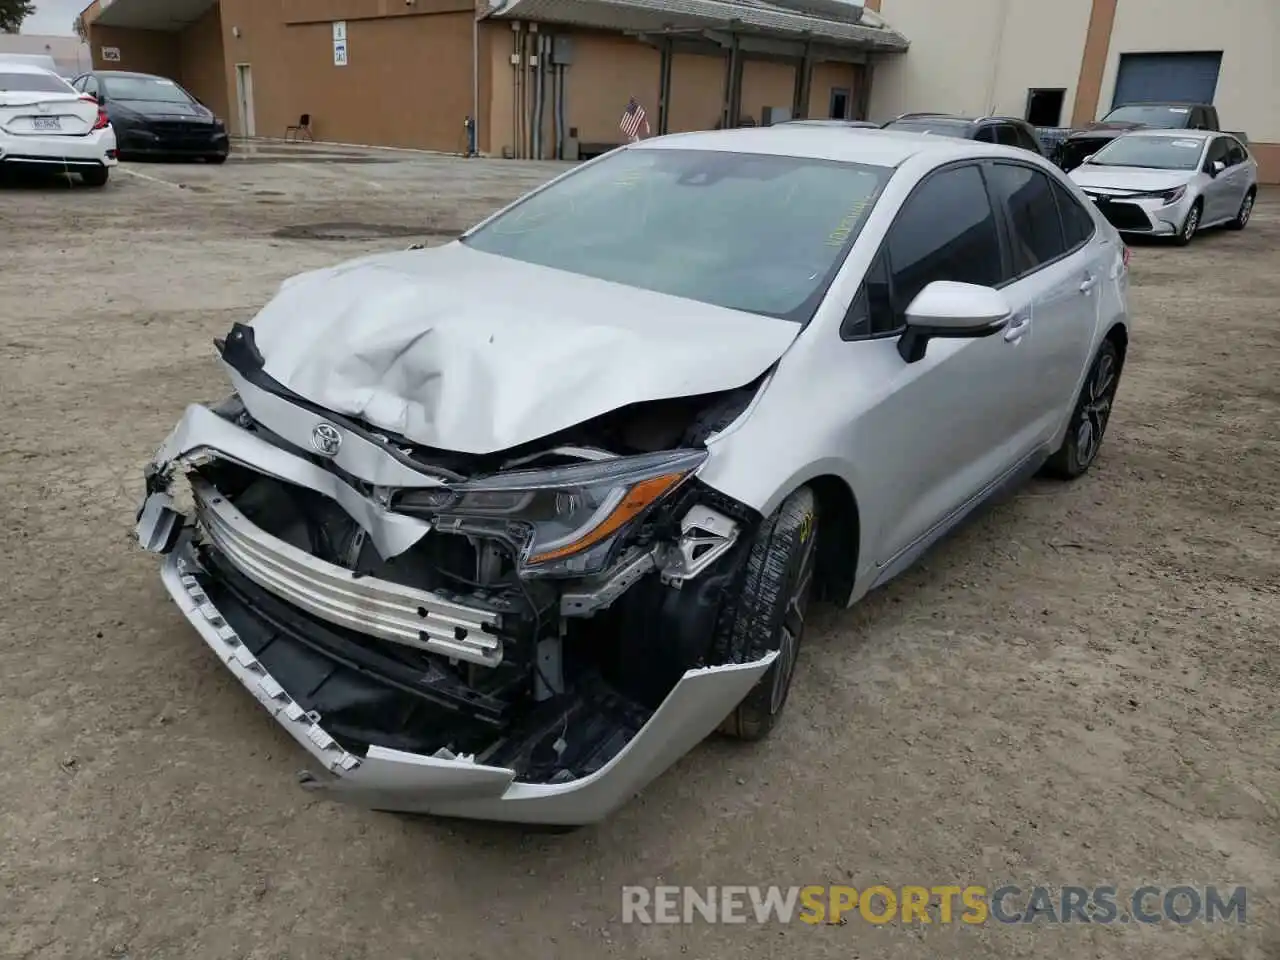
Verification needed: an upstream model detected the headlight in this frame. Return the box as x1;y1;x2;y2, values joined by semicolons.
1155;186;1187;205
395;449;707;577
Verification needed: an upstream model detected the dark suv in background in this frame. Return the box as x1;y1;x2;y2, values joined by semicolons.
880;113;1046;155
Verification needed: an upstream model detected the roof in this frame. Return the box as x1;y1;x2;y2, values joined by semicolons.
0;60;60;75
485;0;909;49
1112;128;1219;141
635;125;999;166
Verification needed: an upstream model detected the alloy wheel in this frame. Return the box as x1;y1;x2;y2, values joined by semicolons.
1075;349;1117;467
770;529;817;714
1239;194;1254;226
1183;205;1200;241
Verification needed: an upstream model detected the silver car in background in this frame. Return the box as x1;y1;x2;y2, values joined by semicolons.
1069;129;1258;245
134;127;1131;825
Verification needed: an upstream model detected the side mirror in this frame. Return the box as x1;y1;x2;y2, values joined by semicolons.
897;281;1012;363
1210;160;1225;176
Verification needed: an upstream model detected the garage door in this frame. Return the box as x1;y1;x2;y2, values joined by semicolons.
1112;52;1223;108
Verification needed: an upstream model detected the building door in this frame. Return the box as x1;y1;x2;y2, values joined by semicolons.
1112;52;1222;109
828;87;849;120
235;63;256;138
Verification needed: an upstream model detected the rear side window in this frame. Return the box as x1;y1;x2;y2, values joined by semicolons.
1051;180;1096;249
0;71;74;94
995;125;1021;147
863;165;1002;333
986;163;1067;275
973;126;996;143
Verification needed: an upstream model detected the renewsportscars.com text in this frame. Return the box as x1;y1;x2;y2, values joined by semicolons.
621;884;1247;926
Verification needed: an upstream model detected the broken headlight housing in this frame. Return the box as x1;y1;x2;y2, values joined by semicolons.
394;449;707;577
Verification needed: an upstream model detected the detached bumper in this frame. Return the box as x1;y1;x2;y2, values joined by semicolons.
159;535;772;825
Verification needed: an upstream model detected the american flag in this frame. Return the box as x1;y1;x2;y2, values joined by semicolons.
620;97;651;141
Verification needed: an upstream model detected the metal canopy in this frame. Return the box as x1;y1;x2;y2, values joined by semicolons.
486;0;909;50
90;0;217;32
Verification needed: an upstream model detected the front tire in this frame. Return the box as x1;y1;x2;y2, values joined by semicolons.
1173;199;1202;246
1043;339;1121;480
80;166;109;187
714;486;819;741
205;154;228;165
1226;188;1255;230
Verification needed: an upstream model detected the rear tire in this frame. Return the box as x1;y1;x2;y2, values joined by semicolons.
1173;199;1202;246
1042;339;1122;480
714;486;819;741
1226;188;1255;230
80;166;109;187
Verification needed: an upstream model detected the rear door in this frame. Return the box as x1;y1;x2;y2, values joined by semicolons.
0;70;98;138
1218;136;1254;214
985;161;1102;444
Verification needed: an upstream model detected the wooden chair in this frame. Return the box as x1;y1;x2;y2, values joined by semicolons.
285;114;313;142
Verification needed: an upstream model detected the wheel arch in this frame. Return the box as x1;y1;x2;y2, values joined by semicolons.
1104;320;1128;368
804;474;861;606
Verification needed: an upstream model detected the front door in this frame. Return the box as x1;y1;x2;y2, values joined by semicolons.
844;163;1034;566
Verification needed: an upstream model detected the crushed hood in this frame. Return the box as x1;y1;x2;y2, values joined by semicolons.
1069;166;1195;193
248;243;800;455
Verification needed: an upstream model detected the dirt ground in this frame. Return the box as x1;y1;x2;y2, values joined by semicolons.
1;143;1276;960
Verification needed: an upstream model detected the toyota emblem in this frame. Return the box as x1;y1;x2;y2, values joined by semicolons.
310;422;342;457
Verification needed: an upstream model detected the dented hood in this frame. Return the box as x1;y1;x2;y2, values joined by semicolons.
248;243;800;455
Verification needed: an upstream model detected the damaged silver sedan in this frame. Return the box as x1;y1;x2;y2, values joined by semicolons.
136;127;1130;824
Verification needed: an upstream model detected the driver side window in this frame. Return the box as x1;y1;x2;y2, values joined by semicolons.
842;165;1004;340
1205;138;1230;170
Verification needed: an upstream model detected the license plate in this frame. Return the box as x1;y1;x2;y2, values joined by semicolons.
32;116;61;131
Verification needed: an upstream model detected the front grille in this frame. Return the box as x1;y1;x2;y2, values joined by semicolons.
1095;199;1151;231
190;476;506;666
148;120;215;146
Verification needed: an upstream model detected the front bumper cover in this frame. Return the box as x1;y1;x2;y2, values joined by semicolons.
161;534;773;824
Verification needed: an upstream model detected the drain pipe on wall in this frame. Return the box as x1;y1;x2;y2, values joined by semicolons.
532;31;544;158
511;22;522;158
470;5;479;155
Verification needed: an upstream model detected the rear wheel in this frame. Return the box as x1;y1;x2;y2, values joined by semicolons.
80;166;109;187
714;486;818;741
1227;188;1255;230
1173;199;1202;246
1043;339;1121;480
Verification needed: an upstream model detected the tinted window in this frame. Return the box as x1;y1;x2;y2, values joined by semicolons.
0;71;74;94
1205;137;1230;167
1052;180;1096;249
1015;126;1043;154
101;75;194;103
885;165;1003;321
464;148;892;322
1103;104;1192;128
987;164;1067;274
882;118;971;138
1225;138;1248;166
995;125;1021;147
841;249;896;338
973;126;997;143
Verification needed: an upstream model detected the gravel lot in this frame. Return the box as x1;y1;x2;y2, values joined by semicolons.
1;144;1277;960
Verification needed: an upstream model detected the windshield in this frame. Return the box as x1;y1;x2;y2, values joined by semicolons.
1090;135;1204;170
461;147;891;321
0;71;74;94
881;118;970;138
1102;105;1192;128
102;75;193;103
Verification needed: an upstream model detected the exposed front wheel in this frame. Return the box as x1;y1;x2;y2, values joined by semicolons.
1173;200;1202;246
715;486;818;741
1227;189;1255;230
1043;339;1121;480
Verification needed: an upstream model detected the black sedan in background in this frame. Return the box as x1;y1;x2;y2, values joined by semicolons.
70;70;230;163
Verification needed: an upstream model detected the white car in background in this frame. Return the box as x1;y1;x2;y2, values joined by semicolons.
0;62;117;187
1068;130;1257;245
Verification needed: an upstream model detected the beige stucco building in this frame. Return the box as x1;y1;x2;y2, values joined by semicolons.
79;0;1277;181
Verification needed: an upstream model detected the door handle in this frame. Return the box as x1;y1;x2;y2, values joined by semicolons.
1079;273;1098;294
1003;314;1030;343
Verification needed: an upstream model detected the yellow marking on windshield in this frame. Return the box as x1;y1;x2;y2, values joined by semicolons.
826;198;871;247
